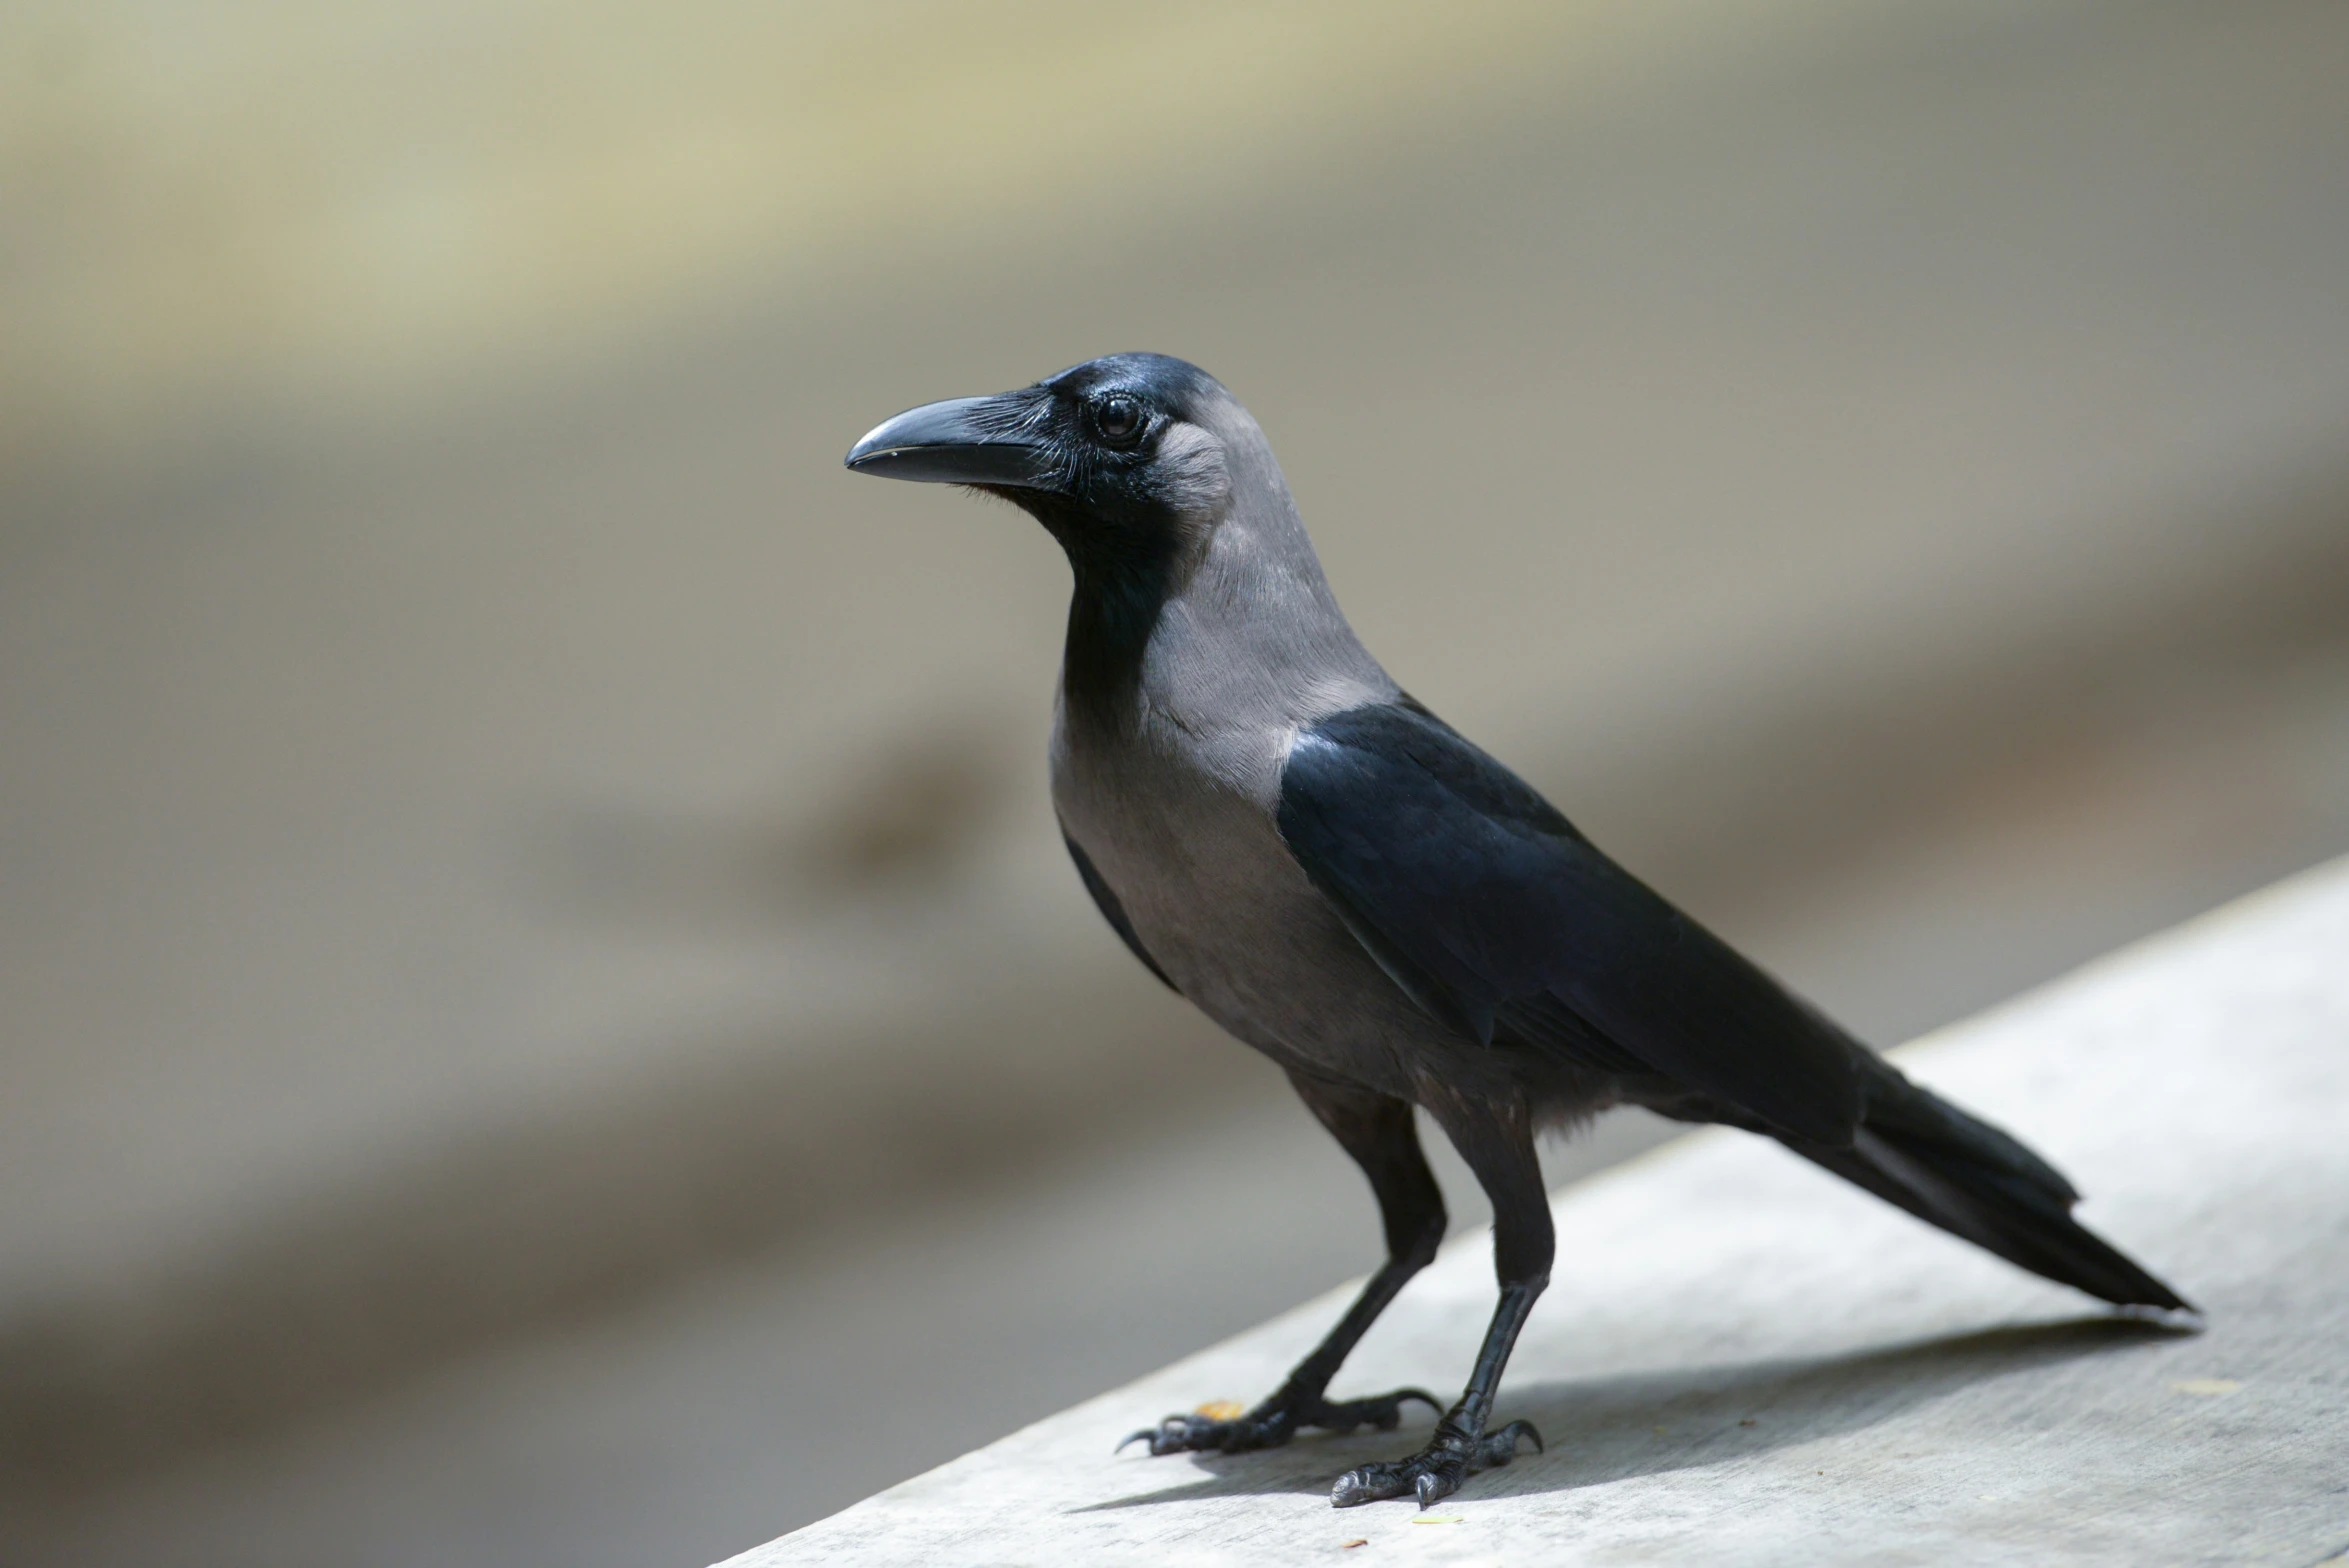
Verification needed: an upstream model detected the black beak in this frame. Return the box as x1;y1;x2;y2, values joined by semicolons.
844;393;1057;488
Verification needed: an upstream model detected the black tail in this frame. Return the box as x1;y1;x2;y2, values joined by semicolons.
1787;1067;2191;1313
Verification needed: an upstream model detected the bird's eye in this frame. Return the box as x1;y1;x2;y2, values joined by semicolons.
1091;394;1146;445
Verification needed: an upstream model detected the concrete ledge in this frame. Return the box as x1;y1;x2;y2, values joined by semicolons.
730;857;2349;1566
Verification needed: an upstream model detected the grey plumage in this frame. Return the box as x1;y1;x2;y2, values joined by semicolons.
845;353;2188;1510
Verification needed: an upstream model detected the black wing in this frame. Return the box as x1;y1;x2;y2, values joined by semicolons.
1061;828;1178;993
1276;703;1862;1146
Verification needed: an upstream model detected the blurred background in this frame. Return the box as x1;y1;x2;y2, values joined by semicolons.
4;1;2348;1562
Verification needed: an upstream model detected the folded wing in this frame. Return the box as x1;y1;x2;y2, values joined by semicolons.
1275;702;1864;1146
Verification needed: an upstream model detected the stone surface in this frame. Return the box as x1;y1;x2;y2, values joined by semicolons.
732;858;2349;1567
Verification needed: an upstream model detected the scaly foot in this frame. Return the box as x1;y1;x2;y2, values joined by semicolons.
1328;1417;1542;1508
1118;1385;1439;1456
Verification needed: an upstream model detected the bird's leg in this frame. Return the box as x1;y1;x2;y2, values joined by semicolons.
1330;1092;1551;1508
1122;1073;1447;1456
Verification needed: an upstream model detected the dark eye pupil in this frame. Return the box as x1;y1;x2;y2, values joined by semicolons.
1096;397;1142;441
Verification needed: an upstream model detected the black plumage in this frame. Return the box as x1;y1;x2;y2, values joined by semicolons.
1279;700;2186;1313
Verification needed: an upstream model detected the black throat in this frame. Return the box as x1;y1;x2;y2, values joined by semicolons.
1009;490;1186;726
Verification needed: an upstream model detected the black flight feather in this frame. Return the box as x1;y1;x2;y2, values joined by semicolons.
1274;700;2190;1311
1275;702;1863;1147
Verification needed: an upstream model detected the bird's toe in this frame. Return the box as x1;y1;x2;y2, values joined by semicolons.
1482;1419;1543;1462
1327;1416;1541;1508
1118;1412;1237;1456
1312;1386;1441;1435
1329;1459;1415;1508
1117;1401;1298;1456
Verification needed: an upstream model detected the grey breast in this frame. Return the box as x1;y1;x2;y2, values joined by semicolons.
1047;432;1449;1096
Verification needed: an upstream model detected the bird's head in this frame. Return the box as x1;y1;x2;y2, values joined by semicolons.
844;353;1249;574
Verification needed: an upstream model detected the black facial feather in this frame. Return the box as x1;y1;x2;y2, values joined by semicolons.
974;355;1226;721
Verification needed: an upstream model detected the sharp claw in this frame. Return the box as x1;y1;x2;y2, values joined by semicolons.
1327;1413;1545;1508
1336;1386;1443;1432
1331;1464;1406;1508
1136;1386;1451;1471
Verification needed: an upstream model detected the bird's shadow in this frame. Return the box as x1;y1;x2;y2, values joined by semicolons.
1078;1313;2187;1511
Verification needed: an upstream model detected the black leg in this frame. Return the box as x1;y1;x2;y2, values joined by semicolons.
1330;1089;1551;1508
1122;1070;1448;1456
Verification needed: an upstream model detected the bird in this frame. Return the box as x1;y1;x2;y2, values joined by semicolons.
843;352;2190;1510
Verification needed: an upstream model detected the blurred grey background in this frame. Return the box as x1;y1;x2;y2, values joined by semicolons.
4;1;2348;1563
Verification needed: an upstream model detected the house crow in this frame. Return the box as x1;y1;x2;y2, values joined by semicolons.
843;353;2189;1509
